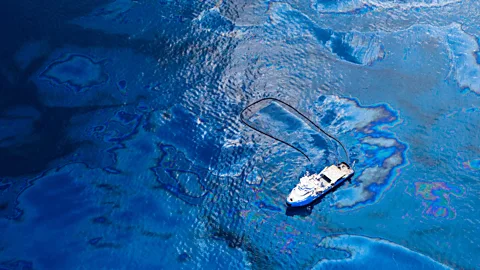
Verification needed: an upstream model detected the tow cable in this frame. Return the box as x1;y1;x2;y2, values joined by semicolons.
240;97;350;164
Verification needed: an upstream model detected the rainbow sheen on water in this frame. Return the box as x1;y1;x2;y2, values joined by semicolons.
1;0;479;269
409;181;465;219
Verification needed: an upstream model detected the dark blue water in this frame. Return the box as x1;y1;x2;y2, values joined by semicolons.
1;0;479;269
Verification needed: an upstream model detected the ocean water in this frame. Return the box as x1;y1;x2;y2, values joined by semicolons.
1;0;479;269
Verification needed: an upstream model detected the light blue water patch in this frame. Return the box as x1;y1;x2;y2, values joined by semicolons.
40;54;108;92
194;7;234;33
314;235;451;269
309;95;407;209
243;99;337;166
444;24;480;94
267;3;385;65
258;102;304;132
310;0;461;13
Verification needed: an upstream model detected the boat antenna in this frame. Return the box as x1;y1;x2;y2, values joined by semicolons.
240;97;350;164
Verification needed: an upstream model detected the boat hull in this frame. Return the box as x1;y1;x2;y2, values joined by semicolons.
286;171;352;207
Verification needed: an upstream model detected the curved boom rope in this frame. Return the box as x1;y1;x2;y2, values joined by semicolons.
240;97;350;164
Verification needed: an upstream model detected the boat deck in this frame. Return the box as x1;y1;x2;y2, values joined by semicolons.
300;163;353;193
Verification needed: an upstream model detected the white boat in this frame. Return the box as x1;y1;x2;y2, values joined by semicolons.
286;162;354;207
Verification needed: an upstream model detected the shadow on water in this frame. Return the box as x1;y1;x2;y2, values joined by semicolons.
0;0;209;177
0;63;128;178
285;204;315;217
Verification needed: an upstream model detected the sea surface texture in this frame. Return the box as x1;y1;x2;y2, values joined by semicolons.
1;0;479;269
